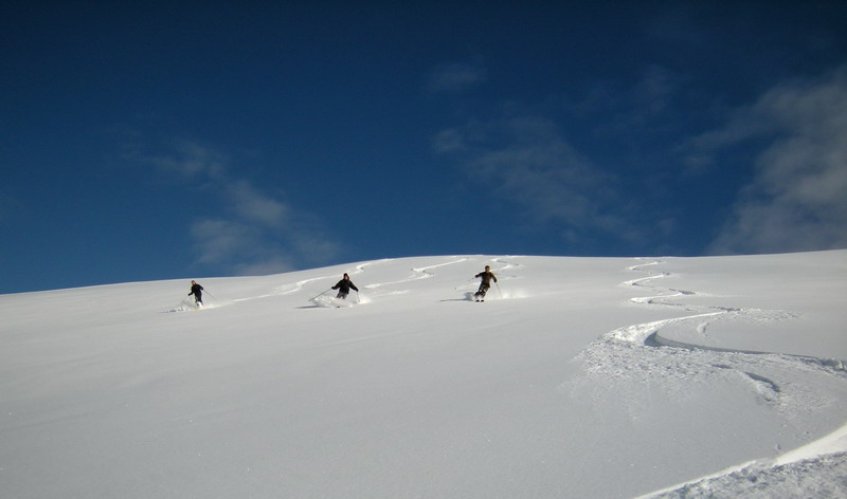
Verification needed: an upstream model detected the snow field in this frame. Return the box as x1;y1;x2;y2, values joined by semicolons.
1;252;845;498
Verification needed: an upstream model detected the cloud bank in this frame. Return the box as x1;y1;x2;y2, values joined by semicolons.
142;141;337;275
435;116;639;247
691;68;847;254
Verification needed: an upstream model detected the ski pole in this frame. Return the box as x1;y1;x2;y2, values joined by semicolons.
495;282;503;298
309;289;332;301
355;291;361;304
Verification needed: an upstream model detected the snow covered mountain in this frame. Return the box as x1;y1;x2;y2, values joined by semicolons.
1;252;846;498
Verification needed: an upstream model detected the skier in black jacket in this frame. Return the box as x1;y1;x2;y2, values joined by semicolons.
331;273;359;299
188;280;204;305
473;265;497;301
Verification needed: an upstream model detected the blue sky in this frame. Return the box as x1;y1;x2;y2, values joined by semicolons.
2;1;846;294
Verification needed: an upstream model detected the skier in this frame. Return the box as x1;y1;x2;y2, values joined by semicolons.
473;265;497;301
188;280;204;306
331;273;359;300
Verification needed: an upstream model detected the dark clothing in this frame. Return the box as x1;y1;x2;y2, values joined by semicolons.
189;283;204;304
475;271;497;286
332;278;359;299
474;271;497;298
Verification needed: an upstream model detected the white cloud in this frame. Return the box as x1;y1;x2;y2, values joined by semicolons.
632;65;678;117
435;116;638;245
190;219;256;265
426;62;487;93
432;128;468;154
190;218;297;275
468;124;605;224
695;67;847;254
234;256;295;276
227;181;290;229
148;140;227;180
139;140;337;274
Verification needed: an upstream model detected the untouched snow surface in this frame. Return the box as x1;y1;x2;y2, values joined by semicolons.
1;252;846;498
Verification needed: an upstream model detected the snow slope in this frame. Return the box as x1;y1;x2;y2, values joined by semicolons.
1;252;845;498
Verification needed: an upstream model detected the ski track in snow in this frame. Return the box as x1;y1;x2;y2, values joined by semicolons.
166;256;526;312
451;256;524;301
579;259;847;497
318;255;520;303
133;255;847;495
580;258;847;394
364;257;469;290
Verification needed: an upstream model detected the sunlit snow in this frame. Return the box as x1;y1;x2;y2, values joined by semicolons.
1;252;845;498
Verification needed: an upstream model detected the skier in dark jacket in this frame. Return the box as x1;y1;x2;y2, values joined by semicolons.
473;265;497;301
188;280;204;305
331;273;359;299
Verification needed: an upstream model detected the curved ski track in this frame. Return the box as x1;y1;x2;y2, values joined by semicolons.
578;258;847;496
167;256;525;312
